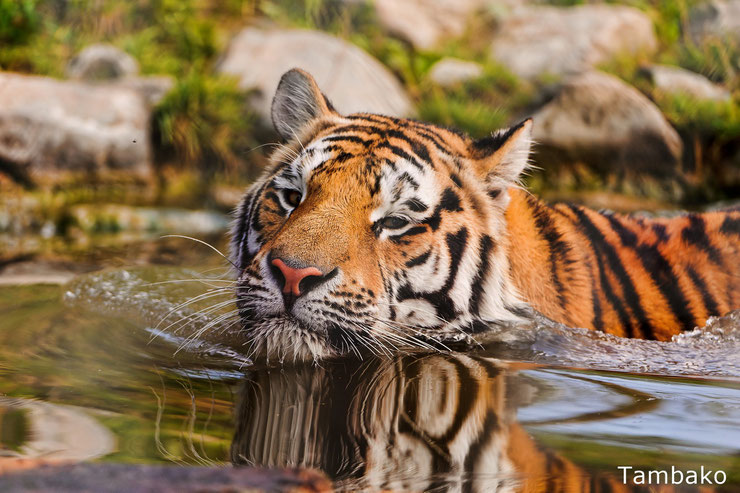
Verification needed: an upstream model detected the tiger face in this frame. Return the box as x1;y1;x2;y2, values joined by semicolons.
231;69;532;362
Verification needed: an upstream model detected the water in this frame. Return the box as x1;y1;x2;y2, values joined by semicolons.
0;238;739;491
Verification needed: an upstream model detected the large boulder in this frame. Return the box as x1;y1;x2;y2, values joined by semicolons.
216;28;413;121
428;57;484;86
0;73;152;185
490;5;657;80
371;0;531;50
371;0;527;50
531;71;683;176
67;44;173;106
641;65;731;102
115;75;175;106
66;43;139;81
688;0;740;44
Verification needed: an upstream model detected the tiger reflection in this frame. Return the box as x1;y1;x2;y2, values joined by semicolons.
231;355;647;492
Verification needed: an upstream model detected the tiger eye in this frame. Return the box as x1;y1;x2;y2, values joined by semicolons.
381;216;409;230
285;190;302;208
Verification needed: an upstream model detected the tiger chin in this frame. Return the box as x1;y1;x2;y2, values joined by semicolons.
230;68;740;364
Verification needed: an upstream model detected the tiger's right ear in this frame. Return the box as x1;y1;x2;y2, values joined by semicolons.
271;69;338;141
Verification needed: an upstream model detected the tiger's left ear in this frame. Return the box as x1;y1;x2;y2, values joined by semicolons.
469;119;533;192
271;68;338;141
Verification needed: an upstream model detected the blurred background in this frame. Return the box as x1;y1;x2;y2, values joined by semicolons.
0;0;739;280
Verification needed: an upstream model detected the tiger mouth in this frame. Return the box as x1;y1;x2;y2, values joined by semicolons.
238;314;344;363
238;311;469;363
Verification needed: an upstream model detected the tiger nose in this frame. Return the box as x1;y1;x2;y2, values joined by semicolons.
270;258;324;297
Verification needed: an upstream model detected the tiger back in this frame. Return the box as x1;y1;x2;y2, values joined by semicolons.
506;193;740;340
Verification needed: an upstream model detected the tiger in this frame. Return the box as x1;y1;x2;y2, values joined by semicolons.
231;353;650;492
230;68;740;363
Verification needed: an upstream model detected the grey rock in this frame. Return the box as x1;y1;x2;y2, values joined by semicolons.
0;72;152;184
66;43;139;81
217;28;413;122
373;0;483;50
428;58;484;86
531;71;683;175
688;0;740;44
490;5;657;80
116;75;175;106
643;65;731;102
371;0;528;49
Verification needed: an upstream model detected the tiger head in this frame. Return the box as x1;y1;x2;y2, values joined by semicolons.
231;69;533;363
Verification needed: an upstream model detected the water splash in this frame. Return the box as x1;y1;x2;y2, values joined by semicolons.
64;267;250;367
479;311;740;378
65;268;740;377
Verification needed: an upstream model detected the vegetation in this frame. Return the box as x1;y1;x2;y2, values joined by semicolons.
0;0;738;207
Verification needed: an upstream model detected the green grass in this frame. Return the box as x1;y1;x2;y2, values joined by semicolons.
0;0;739;203
0;0;262;192
417;65;531;138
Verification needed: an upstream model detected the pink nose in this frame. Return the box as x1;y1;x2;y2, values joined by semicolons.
271;258;323;296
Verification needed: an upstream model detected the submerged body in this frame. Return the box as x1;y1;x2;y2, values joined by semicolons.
230;68;740;362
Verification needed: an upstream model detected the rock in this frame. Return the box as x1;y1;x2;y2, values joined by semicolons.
66;44;173;106
0;73;152;185
428;58;484;86
217;28;413;120
0;397;114;460
490;5;657;80
66;44;139;81
531;71;683;176
642;65;731;102
688;0;740;44
116;75;175;106
371;0;527;49
373;0;480;50
0;463;333;493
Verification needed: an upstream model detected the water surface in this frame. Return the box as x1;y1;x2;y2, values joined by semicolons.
0;238;738;491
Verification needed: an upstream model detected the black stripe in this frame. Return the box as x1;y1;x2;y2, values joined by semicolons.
388;225;427;243
528;196;571;312
321;134;372;145
571;207;638;337
233;188;255;266
469;235;494;316
396;228;469;321
682;215;723;265
406;249;432;267
263;191;287;215
440;187;463;212
421;187;463;231
685;265;721;317
487;189;501;200
590;267;604;331
606;213;697;334
652;222;669;241
375;142;424;170
413;127;456;155
601;213;665;339
386;129;434;164
329;123;386;136
249;183;269;233
720;215;740;237
398;172;420;190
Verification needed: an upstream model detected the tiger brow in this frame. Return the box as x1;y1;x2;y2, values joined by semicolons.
402;198;429;213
